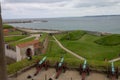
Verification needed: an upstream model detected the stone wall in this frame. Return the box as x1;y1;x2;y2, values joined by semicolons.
16;45;34;61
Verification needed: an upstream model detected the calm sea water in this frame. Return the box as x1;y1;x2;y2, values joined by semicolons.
10;16;120;34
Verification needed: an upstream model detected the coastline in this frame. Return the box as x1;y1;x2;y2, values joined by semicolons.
15;27;65;33
15;27;112;36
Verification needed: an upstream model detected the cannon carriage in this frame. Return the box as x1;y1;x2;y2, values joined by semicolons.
79;60;90;80
55;57;67;79
34;56;49;76
107;62;119;80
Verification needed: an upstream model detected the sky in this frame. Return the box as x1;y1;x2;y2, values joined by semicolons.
1;0;120;19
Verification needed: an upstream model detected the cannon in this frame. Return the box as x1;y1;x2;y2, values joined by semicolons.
55;57;67;79
34;56;49;76
107;62;119;80
79;60;90;80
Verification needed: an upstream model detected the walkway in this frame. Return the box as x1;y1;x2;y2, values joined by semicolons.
18;34;40;41
109;57;120;62
52;36;85;60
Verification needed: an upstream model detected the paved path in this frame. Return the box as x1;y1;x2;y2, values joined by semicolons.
52;36;85;60
109;57;120;62
10;68;111;80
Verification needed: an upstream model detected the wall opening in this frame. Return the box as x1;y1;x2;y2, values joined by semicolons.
26;48;32;57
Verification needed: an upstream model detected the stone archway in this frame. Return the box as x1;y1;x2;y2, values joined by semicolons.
26;48;32;60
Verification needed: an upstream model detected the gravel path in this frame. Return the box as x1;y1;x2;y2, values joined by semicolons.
52;36;85;60
17;34;40;41
109;57;120;62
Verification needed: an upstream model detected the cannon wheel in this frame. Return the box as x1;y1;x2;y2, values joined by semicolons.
115;67;119;79
45;60;49;70
86;65;90;75
55;62;59;72
63;63;67;73
81;72;86;80
107;67;110;78
79;64;82;75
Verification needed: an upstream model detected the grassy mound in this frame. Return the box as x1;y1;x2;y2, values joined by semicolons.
3;24;13;29
60;30;86;41
95;34;120;46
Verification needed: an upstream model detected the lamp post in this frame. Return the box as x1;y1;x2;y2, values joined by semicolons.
0;3;8;80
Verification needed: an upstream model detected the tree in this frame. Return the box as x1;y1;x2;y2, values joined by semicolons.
0;4;8;80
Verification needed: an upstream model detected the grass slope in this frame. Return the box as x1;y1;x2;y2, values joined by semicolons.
95;34;120;46
7;36;82;74
55;31;120;61
7;31;120;75
57;30;86;41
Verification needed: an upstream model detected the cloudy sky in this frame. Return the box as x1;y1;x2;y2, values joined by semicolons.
1;0;120;19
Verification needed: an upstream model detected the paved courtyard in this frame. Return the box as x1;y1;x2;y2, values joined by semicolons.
10;68;120;80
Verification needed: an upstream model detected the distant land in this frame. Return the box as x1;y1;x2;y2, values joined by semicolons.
3;15;120;24
83;15;120;17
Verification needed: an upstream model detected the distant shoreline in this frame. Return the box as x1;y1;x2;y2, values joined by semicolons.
15;27;64;33
3;20;48;24
15;27;112;36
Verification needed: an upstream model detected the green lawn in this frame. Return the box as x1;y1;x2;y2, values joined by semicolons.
44;36;82;67
4;35;28;43
8;30;22;35
7;36;82;74
55;31;120;61
58;30;86;41
7;34;120;75
7;31;120;75
9;37;35;46
114;61;120;67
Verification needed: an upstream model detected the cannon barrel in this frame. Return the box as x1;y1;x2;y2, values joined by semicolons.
111;62;115;74
38;56;47;65
82;60;87;70
55;57;66;79
34;56;49;76
58;57;64;67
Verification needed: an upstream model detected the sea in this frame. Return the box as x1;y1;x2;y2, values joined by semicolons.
8;15;120;34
